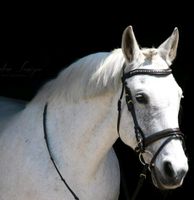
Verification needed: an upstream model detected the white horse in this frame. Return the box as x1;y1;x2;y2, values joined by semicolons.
0;26;188;200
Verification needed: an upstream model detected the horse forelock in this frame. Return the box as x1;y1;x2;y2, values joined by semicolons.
137;48;169;70
142;48;158;60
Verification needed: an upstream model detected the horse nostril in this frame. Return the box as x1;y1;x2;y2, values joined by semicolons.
164;161;175;178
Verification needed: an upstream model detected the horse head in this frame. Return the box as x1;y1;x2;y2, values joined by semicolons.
118;26;188;189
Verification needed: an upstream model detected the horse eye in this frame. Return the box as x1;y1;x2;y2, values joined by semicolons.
135;93;148;104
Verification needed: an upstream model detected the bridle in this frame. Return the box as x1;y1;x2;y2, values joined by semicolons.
42;66;185;200
117;66;185;199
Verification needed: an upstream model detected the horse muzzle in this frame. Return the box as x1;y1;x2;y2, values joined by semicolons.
151;159;188;190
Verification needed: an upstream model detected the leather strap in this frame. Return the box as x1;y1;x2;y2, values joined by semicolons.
122;68;172;80
144;128;184;148
43;103;79;200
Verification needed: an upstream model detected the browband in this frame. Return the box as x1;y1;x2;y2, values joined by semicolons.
122;68;172;80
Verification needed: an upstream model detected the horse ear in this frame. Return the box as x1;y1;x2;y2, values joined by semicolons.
158;27;179;65
121;26;141;63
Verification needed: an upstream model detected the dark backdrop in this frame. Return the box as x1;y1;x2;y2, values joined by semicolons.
0;3;193;200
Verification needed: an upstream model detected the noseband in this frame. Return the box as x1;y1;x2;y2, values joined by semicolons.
117;67;185;199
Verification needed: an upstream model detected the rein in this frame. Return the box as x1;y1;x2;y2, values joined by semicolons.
43;104;79;200
117;67;185;200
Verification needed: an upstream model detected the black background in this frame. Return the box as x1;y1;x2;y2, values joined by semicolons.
0;3;193;200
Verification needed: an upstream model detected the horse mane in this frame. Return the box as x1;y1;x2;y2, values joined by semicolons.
34;49;125;103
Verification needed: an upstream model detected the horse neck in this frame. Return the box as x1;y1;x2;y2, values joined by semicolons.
46;91;119;178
